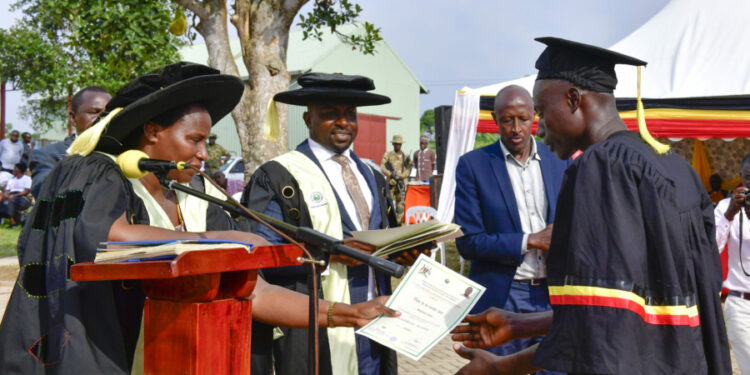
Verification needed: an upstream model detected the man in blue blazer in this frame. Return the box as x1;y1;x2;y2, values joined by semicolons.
455;85;570;362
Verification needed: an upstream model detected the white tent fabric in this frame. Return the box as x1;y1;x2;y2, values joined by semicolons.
435;90;479;225
472;0;750;99
437;0;750;223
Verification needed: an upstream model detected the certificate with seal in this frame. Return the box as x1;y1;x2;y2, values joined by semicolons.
356;254;485;360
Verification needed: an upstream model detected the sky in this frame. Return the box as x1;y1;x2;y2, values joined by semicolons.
0;0;671;133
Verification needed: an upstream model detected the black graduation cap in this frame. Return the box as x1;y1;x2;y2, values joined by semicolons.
535;37;647;93
274;72;391;106
97;62;244;153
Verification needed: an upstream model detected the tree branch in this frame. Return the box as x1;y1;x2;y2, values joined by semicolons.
230;0;249;44
175;0;209;20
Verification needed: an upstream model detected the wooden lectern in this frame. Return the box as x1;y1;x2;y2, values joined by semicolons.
70;244;303;375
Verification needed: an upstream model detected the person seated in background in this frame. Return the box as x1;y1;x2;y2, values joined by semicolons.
0;162;32;227
0;62;398;375
0;161;14;190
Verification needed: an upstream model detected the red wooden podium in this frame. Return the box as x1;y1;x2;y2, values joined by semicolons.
70;244;303;375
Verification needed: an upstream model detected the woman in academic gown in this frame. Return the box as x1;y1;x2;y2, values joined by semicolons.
0;62;395;375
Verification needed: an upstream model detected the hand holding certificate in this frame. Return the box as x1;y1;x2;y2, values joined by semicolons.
356;254;485;360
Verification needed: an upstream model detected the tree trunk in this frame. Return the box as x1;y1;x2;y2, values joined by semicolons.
177;0;308;181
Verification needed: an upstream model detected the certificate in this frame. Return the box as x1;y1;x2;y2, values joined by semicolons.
356;254;485;360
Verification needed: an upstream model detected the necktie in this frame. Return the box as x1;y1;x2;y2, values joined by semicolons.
332;154;370;229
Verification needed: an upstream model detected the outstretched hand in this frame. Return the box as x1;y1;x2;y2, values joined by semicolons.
453;344;540;375
451;307;516;348
453;345;503;375
348;296;400;327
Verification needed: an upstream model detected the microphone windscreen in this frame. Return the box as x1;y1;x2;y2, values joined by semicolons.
116;150;150;178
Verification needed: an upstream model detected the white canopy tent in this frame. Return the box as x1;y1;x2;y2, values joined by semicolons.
436;0;750;225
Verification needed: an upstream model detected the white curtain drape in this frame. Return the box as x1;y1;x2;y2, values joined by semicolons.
436;89;480;224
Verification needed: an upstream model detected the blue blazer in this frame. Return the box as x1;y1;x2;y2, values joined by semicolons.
454;141;570;313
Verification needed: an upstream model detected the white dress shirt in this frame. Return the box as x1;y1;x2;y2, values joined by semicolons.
716;198;750;293
308;138;373;230
308;138;377;299
498;140;548;280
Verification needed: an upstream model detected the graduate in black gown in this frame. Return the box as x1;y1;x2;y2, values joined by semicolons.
451;38;731;375
0;62;397;375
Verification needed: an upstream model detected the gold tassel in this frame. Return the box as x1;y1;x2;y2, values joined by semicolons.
264;98;280;142
636;66;670;154
67;107;123;156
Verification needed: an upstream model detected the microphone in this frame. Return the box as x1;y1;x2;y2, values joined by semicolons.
116;150;188;178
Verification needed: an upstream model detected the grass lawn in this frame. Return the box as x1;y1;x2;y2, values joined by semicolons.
0;224;20;258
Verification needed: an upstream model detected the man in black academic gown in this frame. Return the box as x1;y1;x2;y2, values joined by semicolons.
450;37;731;375
241;73;401;375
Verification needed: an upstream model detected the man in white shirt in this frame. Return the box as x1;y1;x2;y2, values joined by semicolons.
0;131;24;173
716;153;750;373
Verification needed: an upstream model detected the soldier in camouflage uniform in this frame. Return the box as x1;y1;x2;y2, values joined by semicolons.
205;133;231;173
380;135;411;224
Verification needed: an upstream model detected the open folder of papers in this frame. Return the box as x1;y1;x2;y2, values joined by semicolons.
94;239;254;263
350;220;462;258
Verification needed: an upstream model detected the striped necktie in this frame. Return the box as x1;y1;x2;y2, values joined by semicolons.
332;154;370;229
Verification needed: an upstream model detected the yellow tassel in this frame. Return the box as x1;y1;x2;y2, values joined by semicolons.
636;66;670;155
67;107;123;156
264;98;280;142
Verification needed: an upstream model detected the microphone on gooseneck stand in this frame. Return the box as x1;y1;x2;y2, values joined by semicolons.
115;150;188;179
115;148;406;277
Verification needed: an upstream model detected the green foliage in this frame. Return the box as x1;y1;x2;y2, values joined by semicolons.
0;223;21;258
419;109;434;136
1;0;186;131
298;0;382;55
474;132;498;149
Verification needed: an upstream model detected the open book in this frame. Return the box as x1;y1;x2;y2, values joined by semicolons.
351;220;462;258
94;239;254;264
